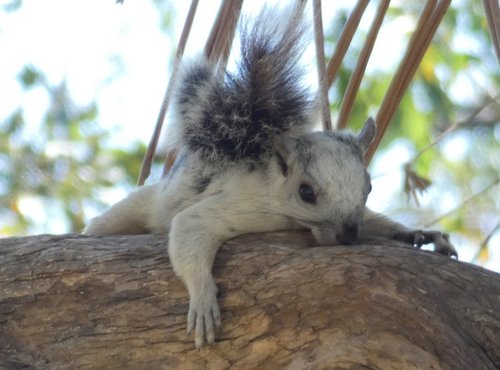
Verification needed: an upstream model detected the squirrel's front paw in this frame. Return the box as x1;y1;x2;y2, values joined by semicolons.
394;229;458;258
186;279;221;349
424;231;458;258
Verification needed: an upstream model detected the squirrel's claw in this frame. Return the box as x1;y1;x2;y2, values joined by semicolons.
430;232;458;258
395;229;458;258
412;230;426;249
187;282;221;349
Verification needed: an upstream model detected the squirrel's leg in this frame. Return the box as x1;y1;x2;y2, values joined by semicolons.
361;208;457;257
84;184;157;235
168;191;289;348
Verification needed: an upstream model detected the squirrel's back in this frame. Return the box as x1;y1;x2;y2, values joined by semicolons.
170;6;313;167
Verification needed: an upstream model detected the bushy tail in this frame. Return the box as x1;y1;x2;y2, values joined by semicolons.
171;5;312;166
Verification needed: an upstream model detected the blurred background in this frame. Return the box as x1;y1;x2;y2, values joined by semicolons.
0;0;498;270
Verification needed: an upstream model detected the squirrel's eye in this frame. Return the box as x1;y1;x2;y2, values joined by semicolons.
368;183;372;193
298;183;316;204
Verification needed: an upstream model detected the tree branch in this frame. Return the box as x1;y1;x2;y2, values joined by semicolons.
1;233;499;368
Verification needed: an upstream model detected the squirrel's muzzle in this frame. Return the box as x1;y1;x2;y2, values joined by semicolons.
336;222;359;245
311;221;360;246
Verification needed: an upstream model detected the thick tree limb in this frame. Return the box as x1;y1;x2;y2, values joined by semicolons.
1;233;499;369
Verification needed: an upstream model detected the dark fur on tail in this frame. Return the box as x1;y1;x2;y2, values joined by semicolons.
173;6;312;167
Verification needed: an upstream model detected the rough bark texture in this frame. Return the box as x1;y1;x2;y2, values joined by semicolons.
1;232;499;370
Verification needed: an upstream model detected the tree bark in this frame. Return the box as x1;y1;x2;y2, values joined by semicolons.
1;232;499;370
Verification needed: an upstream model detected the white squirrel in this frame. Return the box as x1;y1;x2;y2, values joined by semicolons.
84;6;457;348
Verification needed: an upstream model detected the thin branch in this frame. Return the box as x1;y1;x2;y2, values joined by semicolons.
403;163;432;206
204;0;229;60
209;0;243;68
423;179;499;228
410;93;500;163
336;0;390;129
137;0;199;185
472;220;500;263
214;0;243;72
325;0;369;89
365;0;451;165
482;0;500;66
367;0;438;162
387;0;437;118
313;0;332;131
399;0;449;98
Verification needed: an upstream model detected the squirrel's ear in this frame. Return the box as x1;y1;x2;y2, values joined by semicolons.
357;117;376;154
273;136;296;177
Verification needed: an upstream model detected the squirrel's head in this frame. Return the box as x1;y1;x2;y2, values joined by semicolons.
273;118;376;245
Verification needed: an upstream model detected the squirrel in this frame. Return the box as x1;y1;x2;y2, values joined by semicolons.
84;5;457;348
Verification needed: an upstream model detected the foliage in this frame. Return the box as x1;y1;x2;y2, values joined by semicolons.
0;1;498;265
0;66;145;234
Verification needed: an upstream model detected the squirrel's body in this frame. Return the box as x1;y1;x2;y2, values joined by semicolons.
85;5;456;348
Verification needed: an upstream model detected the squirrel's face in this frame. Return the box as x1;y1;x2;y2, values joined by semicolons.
273;118;376;246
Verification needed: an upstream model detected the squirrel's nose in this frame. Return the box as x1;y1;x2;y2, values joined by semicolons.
337;223;359;245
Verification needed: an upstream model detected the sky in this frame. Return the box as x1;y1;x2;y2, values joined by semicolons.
0;0;498;271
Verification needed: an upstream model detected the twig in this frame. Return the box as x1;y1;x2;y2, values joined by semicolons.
313;0;332;131
482;0;500;65
423;179;499;228
387;0;437;118
137;0;199;185
365;0;451;165
410;93;500;163
204;0;229;60
214;0;243;72
403;163;432;206
326;0;369;89
209;0;243;68
472;220;500;263
366;0;439;163
336;0;390;129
